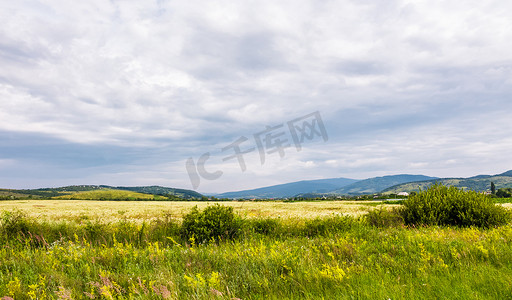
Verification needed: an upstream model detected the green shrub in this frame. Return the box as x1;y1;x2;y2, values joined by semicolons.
365;207;404;227
180;204;242;244
400;184;511;227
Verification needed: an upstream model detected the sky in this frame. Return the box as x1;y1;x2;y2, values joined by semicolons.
1;0;512;193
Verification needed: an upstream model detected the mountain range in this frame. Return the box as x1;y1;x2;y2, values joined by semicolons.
216;177;358;199
217;174;438;199
216;170;512;198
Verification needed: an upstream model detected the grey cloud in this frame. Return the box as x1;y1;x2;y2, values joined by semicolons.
233;33;292;71
0;42;46;65
333;60;390;76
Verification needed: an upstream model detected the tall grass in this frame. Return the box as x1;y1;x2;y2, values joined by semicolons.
1;201;512;299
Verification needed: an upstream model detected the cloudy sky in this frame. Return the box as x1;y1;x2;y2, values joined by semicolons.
1;0;512;193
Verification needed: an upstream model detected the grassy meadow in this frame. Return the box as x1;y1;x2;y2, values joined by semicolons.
1;197;512;299
0;200;376;223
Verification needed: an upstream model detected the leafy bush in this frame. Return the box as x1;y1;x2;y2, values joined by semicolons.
0;210;30;237
365;207;404;227
180;204;242;244
400;184;511;227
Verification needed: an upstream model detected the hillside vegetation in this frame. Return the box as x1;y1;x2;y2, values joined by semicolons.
116;186;203;199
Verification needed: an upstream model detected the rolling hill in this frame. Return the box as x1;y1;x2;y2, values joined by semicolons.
0;185;203;200
382;170;512;194
217;177;358;199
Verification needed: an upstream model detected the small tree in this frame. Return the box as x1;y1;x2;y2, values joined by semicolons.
491;182;496;195
180;204;242;244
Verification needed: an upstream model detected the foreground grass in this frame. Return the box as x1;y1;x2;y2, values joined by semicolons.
1;209;512;299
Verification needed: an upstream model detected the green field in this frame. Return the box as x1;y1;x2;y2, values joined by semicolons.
1;199;512;299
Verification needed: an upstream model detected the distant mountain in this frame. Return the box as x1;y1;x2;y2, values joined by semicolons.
330;174;438;195
0;185;203;200
468;174;492;179
383;170;512;194
499;170;512;177
217;177;358;199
